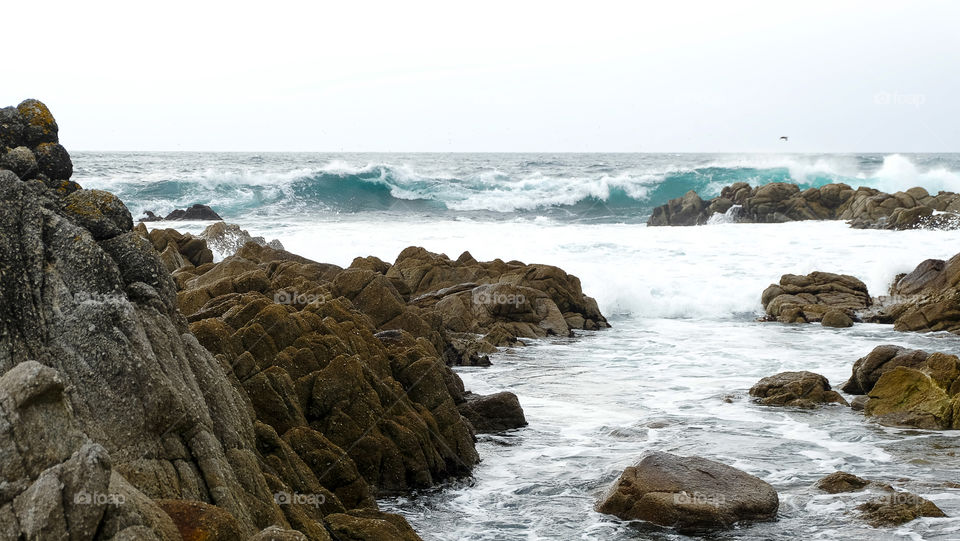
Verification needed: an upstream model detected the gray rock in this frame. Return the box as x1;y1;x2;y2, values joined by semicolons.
0;146;38;179
61;189;134;240
17;99;59;145
596;451;779;533
0;106;25;148
34;142;73;180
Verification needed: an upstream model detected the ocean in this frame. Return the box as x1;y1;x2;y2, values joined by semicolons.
75;152;960;540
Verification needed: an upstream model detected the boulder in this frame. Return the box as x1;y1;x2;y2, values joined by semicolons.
749;371;848;408
61;189;134;240
17;99;59;145
821;309;853;328
815;471;871;493
0;146;38;179
33;142;73;180
761;272;870;324
647;190;708;226
595;452;779;533
457;391;528;433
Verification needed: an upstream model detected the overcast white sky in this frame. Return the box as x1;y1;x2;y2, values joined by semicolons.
4;1;959;152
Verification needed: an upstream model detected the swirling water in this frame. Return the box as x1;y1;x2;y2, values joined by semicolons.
74;153;960;540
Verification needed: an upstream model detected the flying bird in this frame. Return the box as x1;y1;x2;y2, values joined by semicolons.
779;136;789;141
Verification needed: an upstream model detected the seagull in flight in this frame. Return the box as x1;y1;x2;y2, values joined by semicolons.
779;136;789;141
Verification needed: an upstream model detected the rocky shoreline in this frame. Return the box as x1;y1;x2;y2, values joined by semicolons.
648;181;960;229
0;101;607;540
2;100;956;539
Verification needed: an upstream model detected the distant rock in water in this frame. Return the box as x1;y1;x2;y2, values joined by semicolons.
138;204;223;221
647;181;960;230
596;451;779;533
166;203;222;220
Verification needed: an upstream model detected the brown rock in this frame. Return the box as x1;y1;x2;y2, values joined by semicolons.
596;452;779;533
749;371;849;408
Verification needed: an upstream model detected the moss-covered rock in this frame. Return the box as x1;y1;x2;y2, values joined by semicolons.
34;142;73;180
17;99;58;145
61;189;134;240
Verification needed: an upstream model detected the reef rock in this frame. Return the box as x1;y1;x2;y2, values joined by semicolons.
596;451;778;533
647;182;960;229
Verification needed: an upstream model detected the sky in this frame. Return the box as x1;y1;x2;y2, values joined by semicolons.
3;0;959;152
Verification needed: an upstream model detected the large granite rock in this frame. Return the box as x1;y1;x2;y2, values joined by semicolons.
595;452;779;533
761;271;871;324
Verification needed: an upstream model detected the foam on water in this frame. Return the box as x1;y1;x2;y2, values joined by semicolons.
74;152;960;223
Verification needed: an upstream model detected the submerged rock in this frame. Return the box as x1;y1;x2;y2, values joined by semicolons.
596;451;779;533
815;471;872;494
749;371;848;408
857;492;946;527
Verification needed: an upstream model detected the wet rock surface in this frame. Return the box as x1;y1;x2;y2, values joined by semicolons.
595;451;779;533
761;271;871;324
842;345;960;430
749;371;848;408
